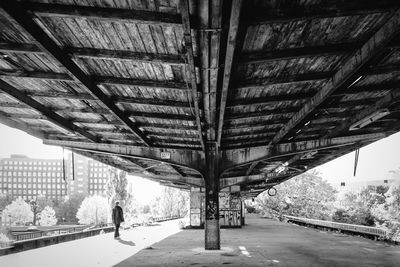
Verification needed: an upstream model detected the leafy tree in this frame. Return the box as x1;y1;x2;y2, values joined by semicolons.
56;193;86;224
106;169;128;208
142;204;151;214
3;198;33;226
0;193;12;211
256;170;336;220
38;206;57;226
333;186;389;226
76;195;109;225
158;187;190;217
30;194;53;225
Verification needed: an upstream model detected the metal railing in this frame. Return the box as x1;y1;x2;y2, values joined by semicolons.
283;215;387;237
12;216;182;241
12;225;88;241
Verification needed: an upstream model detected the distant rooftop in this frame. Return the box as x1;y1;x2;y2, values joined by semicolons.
10;154;29;159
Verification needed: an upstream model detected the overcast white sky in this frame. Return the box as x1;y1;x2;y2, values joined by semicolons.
1;123;400;194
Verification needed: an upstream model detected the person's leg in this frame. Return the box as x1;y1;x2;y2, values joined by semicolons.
114;223;120;238
116;223;120;237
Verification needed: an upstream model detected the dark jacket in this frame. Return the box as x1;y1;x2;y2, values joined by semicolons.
112;205;124;225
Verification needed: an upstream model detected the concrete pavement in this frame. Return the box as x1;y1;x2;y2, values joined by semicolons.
117;214;400;267
0;220;182;267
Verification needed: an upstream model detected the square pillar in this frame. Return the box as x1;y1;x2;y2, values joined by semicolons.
204;142;220;250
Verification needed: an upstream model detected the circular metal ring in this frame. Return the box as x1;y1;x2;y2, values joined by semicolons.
268;187;277;196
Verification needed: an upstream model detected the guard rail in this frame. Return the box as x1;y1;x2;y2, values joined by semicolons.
283;215;387;237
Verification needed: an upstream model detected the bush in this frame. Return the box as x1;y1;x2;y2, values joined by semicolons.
246;206;256;213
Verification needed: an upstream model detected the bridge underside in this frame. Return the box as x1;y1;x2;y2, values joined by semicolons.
1;0;400;249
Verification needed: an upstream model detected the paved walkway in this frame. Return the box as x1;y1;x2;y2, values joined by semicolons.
0;220;182;267
117;215;400;267
1;215;399;266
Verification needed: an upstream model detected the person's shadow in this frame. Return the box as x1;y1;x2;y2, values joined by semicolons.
118;239;136;246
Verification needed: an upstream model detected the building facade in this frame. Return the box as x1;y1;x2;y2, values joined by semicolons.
0;153;113;201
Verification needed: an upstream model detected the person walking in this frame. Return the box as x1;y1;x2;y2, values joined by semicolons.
112;200;124;239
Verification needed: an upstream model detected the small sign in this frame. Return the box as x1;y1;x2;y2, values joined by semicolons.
160;152;171;159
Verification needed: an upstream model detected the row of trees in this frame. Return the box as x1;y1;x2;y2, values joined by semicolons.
2;198;57;226
1;169;190;226
253;169;400;240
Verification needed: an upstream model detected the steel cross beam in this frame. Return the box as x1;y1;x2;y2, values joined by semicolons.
180;0;205;151
216;0;243;146
42;139;205;174
221;132;388;172
220;170;299;189
0;0;152;146
0;80;99;142
268;9;400;146
324;89;400;138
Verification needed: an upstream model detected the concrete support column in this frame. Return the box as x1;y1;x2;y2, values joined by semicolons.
204;142;220;250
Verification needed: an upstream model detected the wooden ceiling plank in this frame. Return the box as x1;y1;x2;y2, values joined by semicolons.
23;2;188;26
0;0;152;146
0;42;189;65
0;80;99;142
268;9;400;146
246;1;400;25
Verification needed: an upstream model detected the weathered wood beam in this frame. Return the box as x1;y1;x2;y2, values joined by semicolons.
0;90;191;108
224;119;287;130
128;111;194;121
42;139;205;172
333;81;400;96
245;0;400;25
325;89;400;138
68;47;187;65
0;70;72;81
146;132;198;138
221;132;387;171
268;10;400;146
223;131;275;139
0;80;99;142
95;76;188;90
180;0;205;151
22;2;190;25
238;42;362;65
0;42;189;65
0;102;111;114
3;113;123;125
217;0;243;146
237;71;334;89
227;92;314;108
0;70;189;91
226;108;298;121
1;1;152;146
0;111;47;140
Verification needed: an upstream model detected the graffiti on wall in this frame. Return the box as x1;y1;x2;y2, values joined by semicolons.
206;199;219;220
